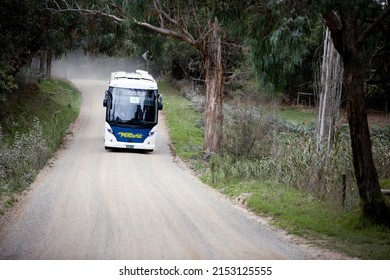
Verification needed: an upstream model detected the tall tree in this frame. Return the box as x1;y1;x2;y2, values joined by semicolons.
322;1;390;225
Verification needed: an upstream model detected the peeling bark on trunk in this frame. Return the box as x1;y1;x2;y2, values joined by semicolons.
316;27;343;154
202;19;224;154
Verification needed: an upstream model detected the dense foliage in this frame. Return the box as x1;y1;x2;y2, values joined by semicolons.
0;0;132;95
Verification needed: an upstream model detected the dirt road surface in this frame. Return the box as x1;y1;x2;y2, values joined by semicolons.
0;79;325;260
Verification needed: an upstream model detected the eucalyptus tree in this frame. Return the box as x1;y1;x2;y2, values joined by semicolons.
321;1;390;225
249;0;390;225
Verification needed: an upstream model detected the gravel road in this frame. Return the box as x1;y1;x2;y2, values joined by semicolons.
0;79;325;260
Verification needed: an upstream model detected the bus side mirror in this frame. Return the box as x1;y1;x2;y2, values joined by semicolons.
158;95;163;110
103;90;110;107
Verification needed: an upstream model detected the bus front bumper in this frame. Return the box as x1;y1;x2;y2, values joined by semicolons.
104;130;156;151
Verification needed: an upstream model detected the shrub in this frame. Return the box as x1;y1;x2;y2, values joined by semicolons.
0;61;17;96
221;100;275;160
0;118;49;192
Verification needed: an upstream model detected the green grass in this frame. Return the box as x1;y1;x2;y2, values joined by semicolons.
158;80;204;160
277;107;316;125
380;179;390;189
1;79;81;146
244;181;390;259
39;79;81;152
161;81;390;259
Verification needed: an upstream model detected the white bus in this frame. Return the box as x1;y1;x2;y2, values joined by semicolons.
103;70;163;151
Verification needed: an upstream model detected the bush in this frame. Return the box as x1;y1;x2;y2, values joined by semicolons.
0;118;49;191
371;131;390;180
0;61;17;96
221;101;275;160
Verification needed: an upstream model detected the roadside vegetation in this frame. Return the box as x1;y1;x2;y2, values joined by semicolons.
160;79;390;260
0;79;81;214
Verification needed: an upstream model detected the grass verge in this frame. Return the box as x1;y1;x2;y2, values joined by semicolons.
159;81;204;161
161;80;390;260
0;79;81;214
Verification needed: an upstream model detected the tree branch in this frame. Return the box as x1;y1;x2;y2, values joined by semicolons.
132;18;197;47
358;5;390;48
48;0;123;24
152;0;197;46
48;0;198;47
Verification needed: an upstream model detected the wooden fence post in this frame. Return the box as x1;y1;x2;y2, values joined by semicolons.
342;174;346;209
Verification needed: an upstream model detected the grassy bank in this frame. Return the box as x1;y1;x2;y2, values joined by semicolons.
160;80;390;260
0;79;81;214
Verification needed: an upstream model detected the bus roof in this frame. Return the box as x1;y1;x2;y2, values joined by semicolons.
109;70;158;90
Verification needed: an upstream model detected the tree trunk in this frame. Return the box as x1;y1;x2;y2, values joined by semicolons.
202;19;224;154
316;27;343;154
45;49;52;78
344;56;390;224
326;10;390;225
39;49;46;77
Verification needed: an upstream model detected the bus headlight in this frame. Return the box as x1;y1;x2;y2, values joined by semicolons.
148;131;155;137
106;127;114;134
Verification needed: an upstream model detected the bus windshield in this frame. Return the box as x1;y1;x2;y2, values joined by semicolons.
106;87;158;124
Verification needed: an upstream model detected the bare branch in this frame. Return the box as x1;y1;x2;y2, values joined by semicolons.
152;0;197;45
48;0;124;24
133;18;197;47
46;0;213;49
154;0;179;27
48;0;199;47
195;18;220;49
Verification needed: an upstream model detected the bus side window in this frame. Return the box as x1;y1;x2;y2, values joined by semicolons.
158;94;163;110
103;90;110;107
